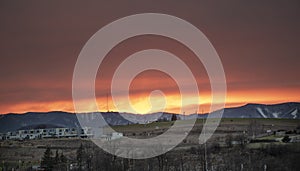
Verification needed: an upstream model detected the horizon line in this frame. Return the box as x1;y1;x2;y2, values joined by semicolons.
1;101;299;115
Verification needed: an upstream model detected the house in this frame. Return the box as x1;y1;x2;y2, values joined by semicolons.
0;127;95;141
54;128;78;138
24;129;42;139
31;165;44;171
0;133;5;140
111;132;123;140
6;131;19;140
101;132;123;141
290;135;300;143
42;128;56;138
64;128;78;138
275;130;286;136
79;127;93;138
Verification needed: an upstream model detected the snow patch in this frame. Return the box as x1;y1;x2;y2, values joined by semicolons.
291;109;298;119
265;108;279;118
257;107;267;118
272;112;280;118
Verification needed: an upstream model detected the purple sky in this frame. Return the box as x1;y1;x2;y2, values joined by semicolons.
0;0;299;113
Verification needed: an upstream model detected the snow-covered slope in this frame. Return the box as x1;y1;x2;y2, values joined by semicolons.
209;102;300;119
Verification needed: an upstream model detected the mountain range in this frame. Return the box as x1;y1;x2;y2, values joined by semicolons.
0;102;299;133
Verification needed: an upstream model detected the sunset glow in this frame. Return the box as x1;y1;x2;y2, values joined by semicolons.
2;87;299;115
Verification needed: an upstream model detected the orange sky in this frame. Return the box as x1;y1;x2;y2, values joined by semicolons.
0;1;299;114
2;87;299;114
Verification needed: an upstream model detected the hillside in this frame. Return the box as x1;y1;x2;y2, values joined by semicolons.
0;102;299;133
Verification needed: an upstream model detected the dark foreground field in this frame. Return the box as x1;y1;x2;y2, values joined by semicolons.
0;118;299;171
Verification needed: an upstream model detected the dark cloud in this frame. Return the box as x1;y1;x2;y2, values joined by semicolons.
0;0;299;113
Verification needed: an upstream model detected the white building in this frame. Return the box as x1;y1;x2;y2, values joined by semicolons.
0;133;4;140
2;127;94;140
79;127;93;138
101;132;123;141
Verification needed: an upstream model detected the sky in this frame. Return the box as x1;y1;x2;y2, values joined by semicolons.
0;0;299;114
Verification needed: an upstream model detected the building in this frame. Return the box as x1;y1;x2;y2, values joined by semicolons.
79;127;93;138
111;132;123;140
290;135;300;143
0;133;5;140
101;132;123;141
275;130;286;136
2;127;94;140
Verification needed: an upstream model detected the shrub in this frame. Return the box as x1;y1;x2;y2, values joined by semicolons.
282;136;291;143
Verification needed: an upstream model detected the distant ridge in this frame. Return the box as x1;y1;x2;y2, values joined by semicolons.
0;102;299;133
209;102;300;119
